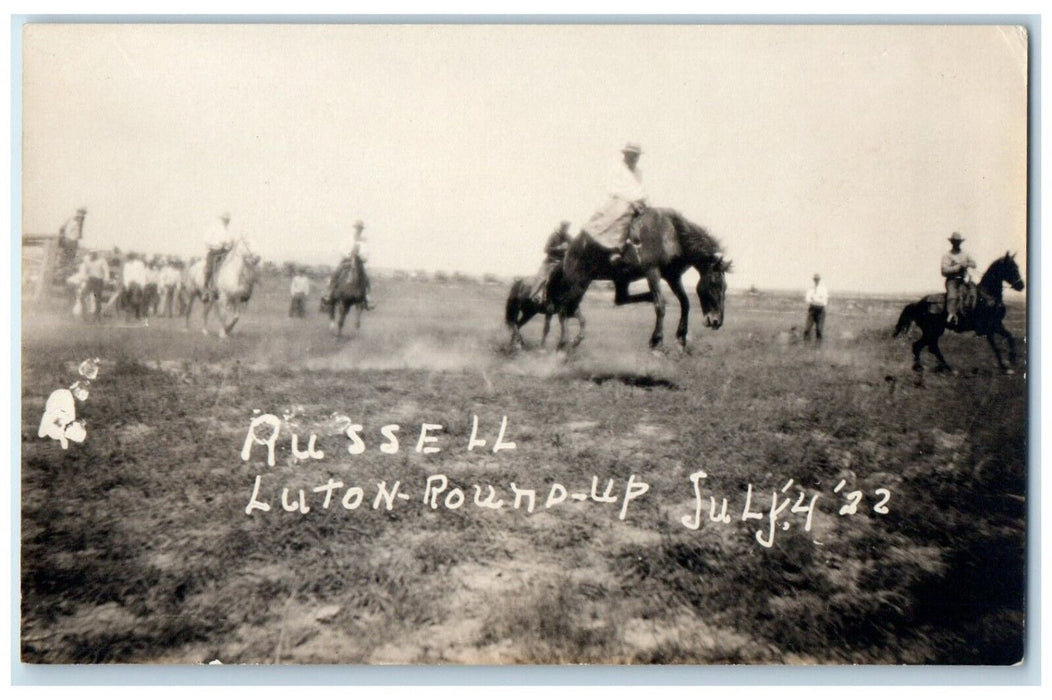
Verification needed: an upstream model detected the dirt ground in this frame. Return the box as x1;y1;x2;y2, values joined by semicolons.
20;275;1028;664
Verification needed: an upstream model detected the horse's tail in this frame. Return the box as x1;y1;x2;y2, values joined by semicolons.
894;303;918;337
506;279;525;327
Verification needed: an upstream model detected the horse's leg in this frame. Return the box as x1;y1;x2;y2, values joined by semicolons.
224;302;241;336
614;278;656;306
666;274;691;347
996;323;1018;366
556;311;569;351
337;301;350;338
911;334;926;372
202;297;215;335
644;267;666;349
184;294;195;331
571;306;586;348
928;332;952;373
354;301;362;330
985;332;1008;372
541;313;552;348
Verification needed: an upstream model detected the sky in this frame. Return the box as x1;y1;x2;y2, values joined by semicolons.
21;23;1028;294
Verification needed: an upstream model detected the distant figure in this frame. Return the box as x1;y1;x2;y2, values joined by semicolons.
581;142;648;266
82;251;109;322
803;273;828;342
289;269;311;318
144;260;161;316
323;220;373;310
530;220;573;305
159;257;183;317
121;252;148;323
203;212;234;301
942;231;976;327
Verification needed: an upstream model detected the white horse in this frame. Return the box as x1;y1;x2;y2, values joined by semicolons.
183;238;259;337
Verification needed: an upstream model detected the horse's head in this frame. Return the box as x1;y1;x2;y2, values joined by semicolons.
1000;251;1025;291
699;256;732;329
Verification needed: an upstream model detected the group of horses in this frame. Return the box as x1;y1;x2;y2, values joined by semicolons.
507;207;732;352
101;238;260;338
505;208;1025;374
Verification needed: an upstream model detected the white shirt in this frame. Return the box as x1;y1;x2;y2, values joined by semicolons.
122;259;147;287
84;257;109;280
204;219;233;249
609;160;647;204
347;239;368;262
806;282;829;308
146;267;160;285
160;265;182;287
290;275;311;296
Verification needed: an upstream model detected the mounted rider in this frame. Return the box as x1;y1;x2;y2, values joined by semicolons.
529;220;573;306
942;231;977;327
203;212;233;302
581;142;648;267
323;219;374;310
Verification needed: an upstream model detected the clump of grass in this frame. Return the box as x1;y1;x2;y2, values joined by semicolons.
479;577;624;663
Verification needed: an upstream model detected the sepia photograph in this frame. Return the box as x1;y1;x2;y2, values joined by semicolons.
18;21;1029;666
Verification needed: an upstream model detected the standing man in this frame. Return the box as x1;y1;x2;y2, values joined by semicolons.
581;142;648;266
323;220;373;310
803;273;828;342
159;257;183;318
122;252;148;323
290;268;311;318
530;220;573;305
941;231;976;327
81;250;109;322
203;212;233;301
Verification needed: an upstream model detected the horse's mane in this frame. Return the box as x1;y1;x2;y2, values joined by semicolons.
657;208;724;262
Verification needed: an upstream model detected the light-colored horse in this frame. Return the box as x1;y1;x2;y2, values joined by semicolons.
183;238;259;337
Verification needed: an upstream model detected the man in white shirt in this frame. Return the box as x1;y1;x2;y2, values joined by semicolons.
122;253;147;289
804;273;829;342
80;251;109;322
158;258;183;317
581;142;648;266
290;269;311;318
203;212;233;300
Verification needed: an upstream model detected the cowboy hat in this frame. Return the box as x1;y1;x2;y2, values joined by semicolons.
621;142;642;155
949;232;965;243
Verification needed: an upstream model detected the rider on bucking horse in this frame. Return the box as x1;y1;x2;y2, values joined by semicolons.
581;141;648;267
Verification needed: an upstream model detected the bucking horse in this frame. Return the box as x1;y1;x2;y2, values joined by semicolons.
542;207;731;350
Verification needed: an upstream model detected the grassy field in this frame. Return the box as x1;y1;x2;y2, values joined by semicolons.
20;273;1027;664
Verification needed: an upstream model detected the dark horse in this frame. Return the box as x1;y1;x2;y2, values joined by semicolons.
505;267;583;349
323;257;368;338
556;207;731;350
894;252;1024;373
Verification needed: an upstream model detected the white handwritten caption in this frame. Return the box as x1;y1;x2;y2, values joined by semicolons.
239;414;892;548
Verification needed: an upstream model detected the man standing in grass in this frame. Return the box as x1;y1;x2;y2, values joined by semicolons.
804;273;828;342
